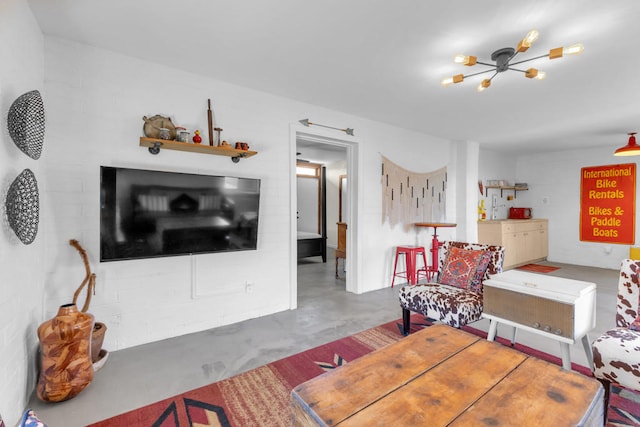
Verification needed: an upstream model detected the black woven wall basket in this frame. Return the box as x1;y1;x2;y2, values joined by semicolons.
7;90;45;160
5;169;39;244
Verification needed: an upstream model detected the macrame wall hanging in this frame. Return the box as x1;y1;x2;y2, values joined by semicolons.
381;155;447;228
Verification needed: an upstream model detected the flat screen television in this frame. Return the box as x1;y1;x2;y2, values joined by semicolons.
100;166;260;262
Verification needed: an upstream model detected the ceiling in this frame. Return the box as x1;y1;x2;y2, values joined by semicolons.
26;0;640;154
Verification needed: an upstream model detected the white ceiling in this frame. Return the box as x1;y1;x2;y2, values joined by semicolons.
26;0;640;154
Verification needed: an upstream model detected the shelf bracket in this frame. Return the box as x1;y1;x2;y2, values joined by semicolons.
148;142;162;155
231;152;249;163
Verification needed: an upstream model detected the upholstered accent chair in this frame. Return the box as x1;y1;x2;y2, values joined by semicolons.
398;241;505;334
592;259;640;414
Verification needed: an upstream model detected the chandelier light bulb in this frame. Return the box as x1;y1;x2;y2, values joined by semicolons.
525;68;539;79
441;76;454;86
441;74;465;86
536;71;546;80
454;54;476;66
477;79;491;92
564;43;584;55
517;29;539;52
524;30;539;45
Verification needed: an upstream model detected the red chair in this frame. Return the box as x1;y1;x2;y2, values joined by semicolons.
391;246;427;287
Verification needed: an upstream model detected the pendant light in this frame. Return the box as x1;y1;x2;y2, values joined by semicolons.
614;133;640;156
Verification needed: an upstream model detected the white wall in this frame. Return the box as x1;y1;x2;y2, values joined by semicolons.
40;36;452;356
0;1;44;424
0;11;451;420
452;141;480;243
515;146;636;269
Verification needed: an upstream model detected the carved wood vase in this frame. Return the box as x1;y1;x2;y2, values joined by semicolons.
36;303;94;402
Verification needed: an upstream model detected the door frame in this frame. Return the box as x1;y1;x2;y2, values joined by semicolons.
289;124;360;309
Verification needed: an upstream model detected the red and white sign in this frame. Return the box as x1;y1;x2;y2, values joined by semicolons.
580;163;635;244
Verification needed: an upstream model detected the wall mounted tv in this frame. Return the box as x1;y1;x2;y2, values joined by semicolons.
100;166;260;262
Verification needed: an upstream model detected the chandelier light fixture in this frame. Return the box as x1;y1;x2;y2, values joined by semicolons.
614;133;640;156
441;30;584;92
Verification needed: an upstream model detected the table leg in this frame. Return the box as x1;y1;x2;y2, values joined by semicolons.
487;320;498;342
430;228;439;281
559;342;571;370
510;326;517;347
581;334;594;371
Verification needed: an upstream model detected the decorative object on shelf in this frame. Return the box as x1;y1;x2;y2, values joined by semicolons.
158;127;170;140
299;118;354;136
441;30;583;92
235;142;249;150
142;115;176;140
381;155;447;227
138;99;256;162
175;126;189;142
207;99;215;146
193;130;202;144
614;132;640;156
69;239;108;368
214;127;223;146
7;89;45;160
36;303;94;402
5;168;39;244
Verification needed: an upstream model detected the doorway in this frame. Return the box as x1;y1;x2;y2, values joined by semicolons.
290;128;358;309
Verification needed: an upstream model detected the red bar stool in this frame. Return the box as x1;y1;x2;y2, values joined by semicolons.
391;246;427;287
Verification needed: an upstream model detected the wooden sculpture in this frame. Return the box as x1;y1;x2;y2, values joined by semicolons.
36;303;94;402
69;239;106;363
36;239;105;402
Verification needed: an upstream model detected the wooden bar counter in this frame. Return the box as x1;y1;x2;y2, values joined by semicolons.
291;325;603;426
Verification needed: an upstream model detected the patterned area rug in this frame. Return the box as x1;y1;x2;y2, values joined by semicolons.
516;263;560;273
89;316;639;426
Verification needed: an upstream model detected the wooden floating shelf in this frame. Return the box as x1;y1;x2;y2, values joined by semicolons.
139;137;257;161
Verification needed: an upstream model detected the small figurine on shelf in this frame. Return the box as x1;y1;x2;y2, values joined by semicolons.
214;127;223;146
192;130;202;144
175;126;189;143
235;142;249;150
220;140;232;148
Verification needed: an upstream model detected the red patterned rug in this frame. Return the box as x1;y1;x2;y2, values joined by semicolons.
89;316;638;426
516;263;560;273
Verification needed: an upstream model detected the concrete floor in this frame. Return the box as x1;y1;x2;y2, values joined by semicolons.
28;253;620;426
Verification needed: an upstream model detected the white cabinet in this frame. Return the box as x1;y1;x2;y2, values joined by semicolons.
483;270;596;370
478;219;548;269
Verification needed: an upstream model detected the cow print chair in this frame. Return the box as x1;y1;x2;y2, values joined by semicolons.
592;258;640;417
398;241;505;334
